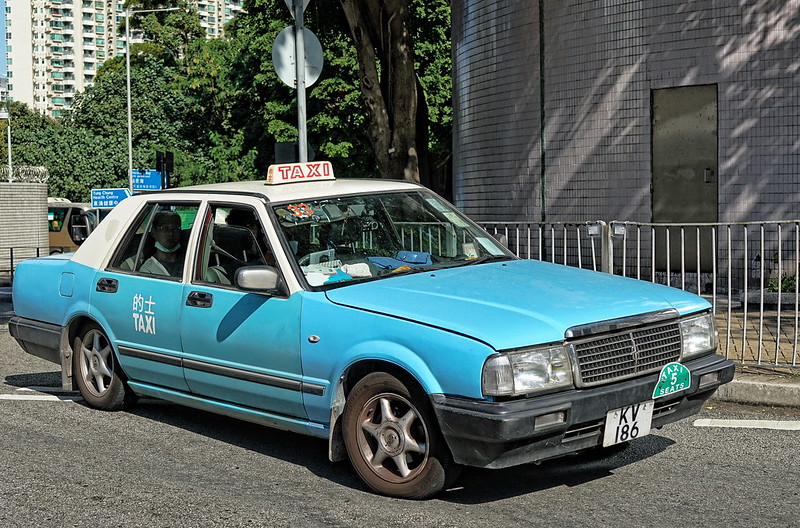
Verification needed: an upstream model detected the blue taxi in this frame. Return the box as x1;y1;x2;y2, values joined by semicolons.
10;162;734;498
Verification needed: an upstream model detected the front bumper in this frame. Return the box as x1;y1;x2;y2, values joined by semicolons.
430;353;734;469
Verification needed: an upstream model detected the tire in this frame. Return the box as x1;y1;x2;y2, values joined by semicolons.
342;372;458;499
72;323;137;411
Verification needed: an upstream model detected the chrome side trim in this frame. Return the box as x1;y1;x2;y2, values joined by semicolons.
119;345;182;367
564;308;680;339
118;346;324;396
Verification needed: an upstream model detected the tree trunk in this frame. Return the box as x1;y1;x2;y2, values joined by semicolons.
339;0;426;183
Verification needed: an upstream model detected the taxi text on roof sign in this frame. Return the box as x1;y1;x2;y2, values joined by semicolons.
266;161;335;185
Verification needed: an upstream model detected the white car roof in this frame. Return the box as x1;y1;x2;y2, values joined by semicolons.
71;177;424;270
156;178;422;203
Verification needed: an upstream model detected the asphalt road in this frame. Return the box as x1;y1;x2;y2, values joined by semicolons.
1;327;799;528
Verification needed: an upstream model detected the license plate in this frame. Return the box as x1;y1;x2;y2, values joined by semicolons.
602;400;654;447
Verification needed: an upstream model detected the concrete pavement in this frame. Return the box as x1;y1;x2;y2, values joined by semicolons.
1;286;798;408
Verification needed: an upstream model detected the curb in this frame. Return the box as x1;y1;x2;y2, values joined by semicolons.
711;377;800;408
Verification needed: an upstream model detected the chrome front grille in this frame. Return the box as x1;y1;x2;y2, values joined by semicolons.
570;322;681;387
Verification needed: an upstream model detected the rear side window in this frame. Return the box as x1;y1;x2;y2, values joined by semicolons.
108;202;199;279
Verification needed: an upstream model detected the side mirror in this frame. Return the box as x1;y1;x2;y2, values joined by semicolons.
235;265;286;295
71;226;89;243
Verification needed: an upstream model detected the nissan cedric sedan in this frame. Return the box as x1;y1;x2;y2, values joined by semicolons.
10;161;734;498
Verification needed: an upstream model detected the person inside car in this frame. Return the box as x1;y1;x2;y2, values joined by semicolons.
225;208;275;266
138;210;185;276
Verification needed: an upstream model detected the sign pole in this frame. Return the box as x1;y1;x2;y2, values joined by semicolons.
294;0;308;163
6;106;11;183
125;11;133;193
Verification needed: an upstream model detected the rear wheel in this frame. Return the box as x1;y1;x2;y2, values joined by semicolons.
72;323;137;411
342;372;458;499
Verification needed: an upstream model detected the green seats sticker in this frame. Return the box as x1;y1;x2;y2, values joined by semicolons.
653;362;691;399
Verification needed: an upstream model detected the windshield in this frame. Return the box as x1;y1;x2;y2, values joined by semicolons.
273;190;515;287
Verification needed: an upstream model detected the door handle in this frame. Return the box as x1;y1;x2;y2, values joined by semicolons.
96;277;118;293
186;291;213;308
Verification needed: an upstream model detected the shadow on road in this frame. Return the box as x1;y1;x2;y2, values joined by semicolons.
5;368;677;502
440;434;675;503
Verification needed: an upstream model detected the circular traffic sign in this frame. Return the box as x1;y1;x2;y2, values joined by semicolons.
272;27;324;88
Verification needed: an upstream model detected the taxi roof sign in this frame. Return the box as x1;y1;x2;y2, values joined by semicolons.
266;161;335;185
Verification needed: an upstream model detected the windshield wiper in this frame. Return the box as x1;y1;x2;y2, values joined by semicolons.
461;255;514;266
378;265;430;278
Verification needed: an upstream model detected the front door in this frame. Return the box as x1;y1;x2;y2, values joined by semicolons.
179;202;306;418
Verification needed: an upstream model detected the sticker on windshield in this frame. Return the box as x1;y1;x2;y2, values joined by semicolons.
443;211;470;227
287;203;315;217
424;197;450;212
475;237;507;256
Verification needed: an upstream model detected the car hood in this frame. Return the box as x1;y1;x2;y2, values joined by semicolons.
324;260;709;350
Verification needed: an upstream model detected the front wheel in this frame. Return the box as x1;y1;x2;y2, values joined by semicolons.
72;323;137;411
342;372;458;499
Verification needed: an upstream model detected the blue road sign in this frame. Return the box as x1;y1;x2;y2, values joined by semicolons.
91;188;132;209
131;169;163;191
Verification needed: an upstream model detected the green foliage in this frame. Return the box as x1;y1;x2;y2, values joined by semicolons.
8;0;452;199
767;274;798;293
0;102;61;169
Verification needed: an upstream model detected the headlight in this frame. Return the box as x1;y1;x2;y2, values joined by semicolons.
680;313;718;359
482;345;574;397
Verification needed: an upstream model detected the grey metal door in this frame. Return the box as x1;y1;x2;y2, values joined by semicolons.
652;84;718;273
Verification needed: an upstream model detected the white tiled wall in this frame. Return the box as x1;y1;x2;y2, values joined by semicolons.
453;0;800;224
0;182;48;271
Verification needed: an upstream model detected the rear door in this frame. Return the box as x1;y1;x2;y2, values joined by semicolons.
91;201;200;391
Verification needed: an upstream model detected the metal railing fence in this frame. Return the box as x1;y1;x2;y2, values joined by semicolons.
5;219;800;369
481;220;800;369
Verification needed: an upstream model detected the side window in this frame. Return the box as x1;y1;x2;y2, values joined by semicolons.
69;213;91;244
195;204;275;287
48;207;68;232
109;202;200;279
